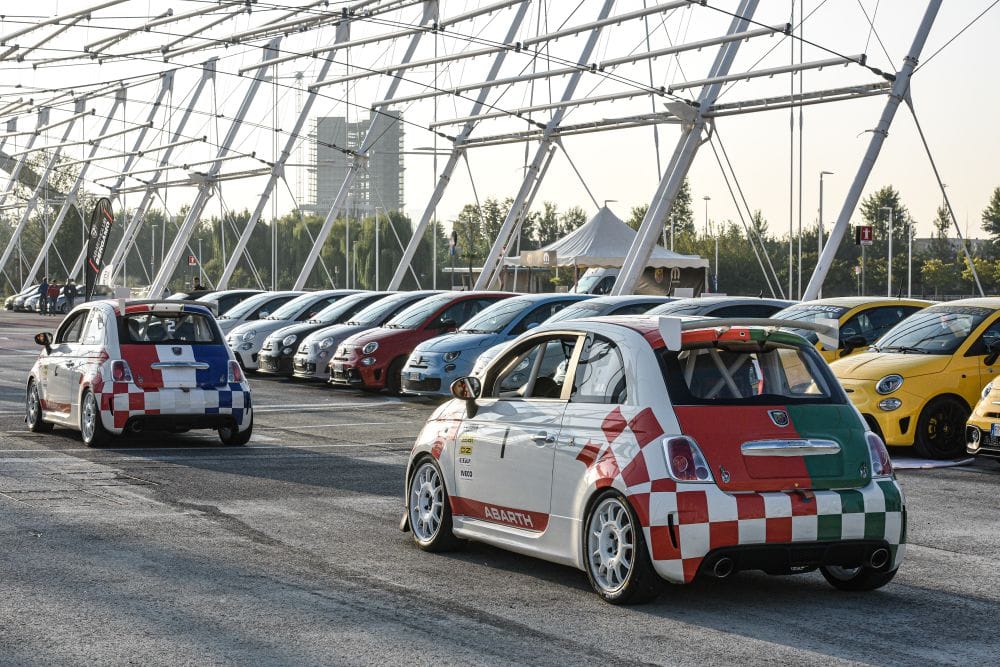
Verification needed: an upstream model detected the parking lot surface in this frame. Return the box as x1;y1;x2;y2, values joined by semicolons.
0;312;997;665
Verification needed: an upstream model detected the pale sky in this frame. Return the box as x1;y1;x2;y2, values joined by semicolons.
2;0;998;245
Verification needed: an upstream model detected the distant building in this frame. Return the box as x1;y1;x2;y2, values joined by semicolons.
911;237;989;255
305;111;404;217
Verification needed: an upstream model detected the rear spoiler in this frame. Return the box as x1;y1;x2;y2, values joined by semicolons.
109;299;214;316
658;317;839;352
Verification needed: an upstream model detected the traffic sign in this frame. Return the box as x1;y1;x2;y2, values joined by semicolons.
855;225;873;246
188;255;198;266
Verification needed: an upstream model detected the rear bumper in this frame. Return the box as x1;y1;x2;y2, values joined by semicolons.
123;413;240;433
644;478;906;584
97;382;252;435
698;539;894;578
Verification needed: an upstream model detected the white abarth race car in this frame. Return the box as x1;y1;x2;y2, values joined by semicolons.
403;317;905;604
26;300;252;447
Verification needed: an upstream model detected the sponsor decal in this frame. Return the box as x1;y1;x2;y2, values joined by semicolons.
459;433;475;445
482;505;533;528
450;497;549;532
458;456;472;465
459;445;473;455
459;469;473;479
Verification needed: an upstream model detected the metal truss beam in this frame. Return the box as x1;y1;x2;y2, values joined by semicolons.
667;54;865;94
149;40;281;297
705;82;891;117
0;101;85;282
294;2;438;290
387;0;532;290
613;0;759;296
0;0;127;49
255;0;524;74
24;91;127;288
101;65;213;286
804;0;942;300
0;111;47;212
475;0;617;291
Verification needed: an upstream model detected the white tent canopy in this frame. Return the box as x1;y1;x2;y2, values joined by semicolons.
510;206;708;269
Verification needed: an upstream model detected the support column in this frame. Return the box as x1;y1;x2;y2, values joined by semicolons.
0;109;49;210
293;1;437;290
612;0;758;295
148;39;280;297
803;0;942;301
474;0;617;291
387;0;531;290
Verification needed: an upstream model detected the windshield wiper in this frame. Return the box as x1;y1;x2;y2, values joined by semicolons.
460;328;491;334
884;345;928;354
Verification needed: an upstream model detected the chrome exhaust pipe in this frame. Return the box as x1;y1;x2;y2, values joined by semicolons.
869;548;890;569
712;557;735;579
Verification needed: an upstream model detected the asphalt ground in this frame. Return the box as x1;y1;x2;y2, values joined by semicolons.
0;311;997;666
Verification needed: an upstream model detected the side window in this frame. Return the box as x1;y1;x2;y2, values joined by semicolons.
55;310;88;344
596;276;615;295
840;312;874;344
612;303;656;316
81;310;106;345
430;301;467;329
298;297;338;321
489;336;578;399
572;336;627;404
866;306;922;341
252;296;292;319
511;302;564;335
970;321;1000;356
218;295;239;313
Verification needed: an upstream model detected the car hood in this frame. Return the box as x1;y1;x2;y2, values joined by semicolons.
414;332;505;355
268;321;327;341
341;326;417;348
302;323;369;345
830;351;952;381
228;319;294;338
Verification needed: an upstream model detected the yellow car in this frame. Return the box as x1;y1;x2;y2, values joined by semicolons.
966;381;1000;461
774;297;933;362
830;298;1000;459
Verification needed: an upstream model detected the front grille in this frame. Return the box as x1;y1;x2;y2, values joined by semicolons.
294;359;316;373
404;378;441;392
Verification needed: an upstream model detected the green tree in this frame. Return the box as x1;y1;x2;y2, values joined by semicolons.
559;206;588;235
981;187;1000;252
928;204;954;262
859;185;910;255
535;201;561;247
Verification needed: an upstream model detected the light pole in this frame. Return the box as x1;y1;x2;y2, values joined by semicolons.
907;215;913;298
197;238;204;287
818;171;833;299
374;206;381;291
703;196;712;292
881;206;894;296
712;221;719;293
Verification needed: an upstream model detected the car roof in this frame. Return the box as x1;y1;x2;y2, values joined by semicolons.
572;295;674;306
496;292;592;303
539;314;808;348
786;296;934;309
929;297;1000;310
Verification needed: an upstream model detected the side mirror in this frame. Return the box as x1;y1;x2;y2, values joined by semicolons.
525;321;539;330
34;331;52;353
450;376;482;417
839;335;868;357
258;311;269;319
438;317;457;330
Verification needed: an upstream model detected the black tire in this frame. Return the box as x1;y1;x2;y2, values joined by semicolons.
80;389;111;447
583;490;662;605
914;396;969;459
219;412;253;446
407;457;460;552
820;565;898;591
25;380;53;433
385;357;406;395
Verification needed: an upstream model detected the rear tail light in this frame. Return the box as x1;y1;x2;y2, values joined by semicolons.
111;360;133;382
228;360;244;383
866;432;893;478
663;436;714;483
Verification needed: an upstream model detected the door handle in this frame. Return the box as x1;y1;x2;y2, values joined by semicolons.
531;432;555;444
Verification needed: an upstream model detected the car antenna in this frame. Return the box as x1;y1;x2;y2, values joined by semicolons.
896;285;904;300
758;290;764;299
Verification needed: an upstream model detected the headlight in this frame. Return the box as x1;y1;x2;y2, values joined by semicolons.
443;351;461;362
982;382;994;400
282;334;297;347
362;341;379;355
319;337;335;350
878;398;902;411
875;374;903;395
241;330;257;343
361;356;376;366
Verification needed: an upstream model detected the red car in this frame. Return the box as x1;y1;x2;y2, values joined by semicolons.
329;291;511;393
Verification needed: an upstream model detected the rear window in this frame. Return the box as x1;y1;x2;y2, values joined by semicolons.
659;341;844;406
120;312;219;344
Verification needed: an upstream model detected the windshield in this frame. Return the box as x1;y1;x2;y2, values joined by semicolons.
268;293;323;320
121;312;218;344
660;341;841;405
545;302;603;324
385;293;455;328
348;293;425;326
460;297;534;333
773;304;850;343
571;274;603;294
874;305;992;354
311;293;371;323
220;292;277;319
648;301;706;316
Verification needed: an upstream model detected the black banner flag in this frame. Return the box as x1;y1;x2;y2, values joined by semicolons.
85;198;114;300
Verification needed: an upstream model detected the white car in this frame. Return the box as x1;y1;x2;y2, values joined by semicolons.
26;300;252;447
403;317;905;603
227;290;357;370
216;290;303;336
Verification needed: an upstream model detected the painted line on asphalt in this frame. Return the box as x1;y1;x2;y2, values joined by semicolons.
257;421;400;430
0;442;412;454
